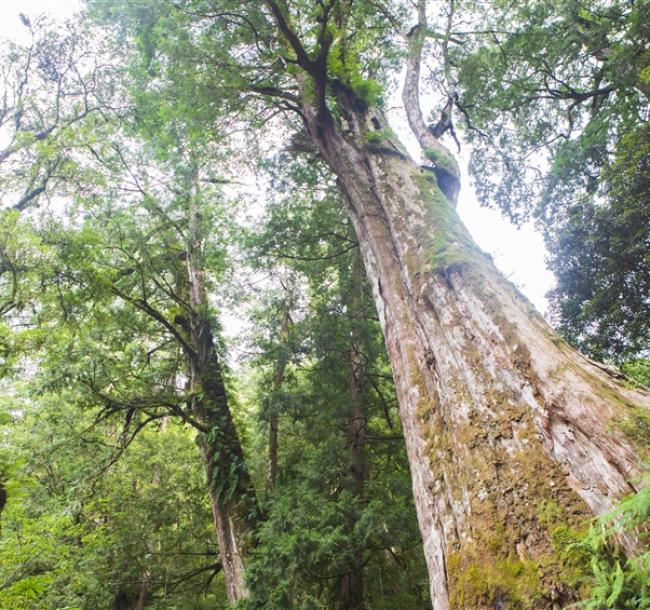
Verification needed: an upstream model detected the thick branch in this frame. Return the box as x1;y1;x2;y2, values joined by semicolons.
14;185;47;211
111;285;197;360
245;84;300;102
265;1;317;75
402;0;460;202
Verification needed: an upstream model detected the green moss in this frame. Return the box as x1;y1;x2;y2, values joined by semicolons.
365;122;410;157
640;64;650;85
449;550;543;609
617;406;650;450
363;130;384;144
381;122;402;144
537;501;591;588
443;445;594;609
416;397;433;422
411;170;476;272
487;520;508;553
301;78;317;104
538;499;565;525
448;523;591;610
423;147;457;173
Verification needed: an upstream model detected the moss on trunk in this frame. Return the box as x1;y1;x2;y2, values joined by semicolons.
298;92;649;609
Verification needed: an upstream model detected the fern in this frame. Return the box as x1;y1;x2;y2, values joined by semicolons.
572;469;650;609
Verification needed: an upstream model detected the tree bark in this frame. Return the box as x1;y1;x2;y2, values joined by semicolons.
297;91;650;610
181;170;260;604
187;266;257;605
267;412;279;493
132;576;149;610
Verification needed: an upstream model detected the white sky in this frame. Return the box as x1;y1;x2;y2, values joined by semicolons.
1;0;554;316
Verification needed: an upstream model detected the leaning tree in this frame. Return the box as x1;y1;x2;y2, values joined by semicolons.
40;0;650;607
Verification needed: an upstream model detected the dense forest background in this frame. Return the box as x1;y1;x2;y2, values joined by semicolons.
0;1;648;609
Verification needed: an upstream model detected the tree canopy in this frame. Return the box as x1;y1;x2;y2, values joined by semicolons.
452;0;650;360
0;1;648;609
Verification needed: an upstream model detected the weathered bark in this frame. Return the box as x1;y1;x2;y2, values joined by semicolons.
340;253;367;610
296;87;650;610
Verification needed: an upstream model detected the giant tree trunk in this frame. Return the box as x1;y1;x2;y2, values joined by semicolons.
297;93;650;610
257;4;648;605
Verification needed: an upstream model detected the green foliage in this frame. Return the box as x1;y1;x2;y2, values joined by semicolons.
326;45;384;107
240;157;430;609
0;92;243;608
547;124;650;361
0;384;227;610
1;1;648;608
622;360;650;388
454;0;650;360
572;472;650;609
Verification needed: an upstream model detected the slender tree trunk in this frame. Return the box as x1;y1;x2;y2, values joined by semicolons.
340;254;367;610
180;170;260;603
298;91;650;610
0;481;6;536
132;418;169;610
267;413;279;492
267;278;291;493
132;577;149;610
113;590;131;610
187;286;255;604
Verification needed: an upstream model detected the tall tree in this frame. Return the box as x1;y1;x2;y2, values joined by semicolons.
91;2;650;608
243;170;429;609
177;156;260;602
340;253;368;610
0;132;259;602
0;19;262;600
